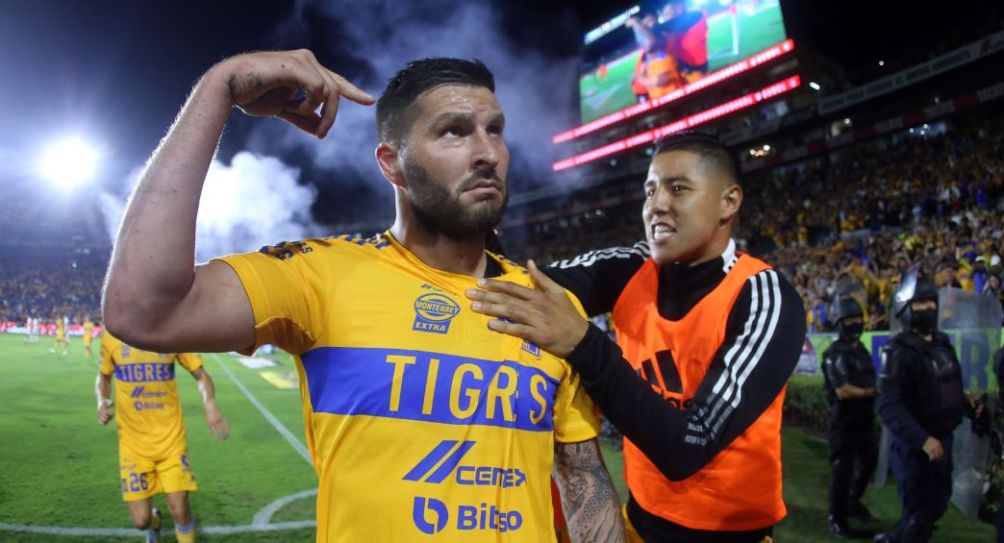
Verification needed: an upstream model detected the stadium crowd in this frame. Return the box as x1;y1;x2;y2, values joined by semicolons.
3;111;1003;336
514;108;1004;333
0;245;107;324
748;114;1004;331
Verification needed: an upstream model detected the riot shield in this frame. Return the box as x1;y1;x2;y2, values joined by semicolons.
939;287;1001;391
875;287;1001;501
941;287;999;519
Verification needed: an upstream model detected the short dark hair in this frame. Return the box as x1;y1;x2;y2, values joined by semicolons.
653;131;741;187
376;58;495;144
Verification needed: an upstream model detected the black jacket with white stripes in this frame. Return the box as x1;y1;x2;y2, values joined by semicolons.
545;240;805;482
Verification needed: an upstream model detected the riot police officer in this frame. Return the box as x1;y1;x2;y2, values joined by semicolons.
874;273;967;543
822;296;877;538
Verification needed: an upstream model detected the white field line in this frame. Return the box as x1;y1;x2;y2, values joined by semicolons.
0;354;319;537
253;488;319;527
210;354;313;465
0;520;317;537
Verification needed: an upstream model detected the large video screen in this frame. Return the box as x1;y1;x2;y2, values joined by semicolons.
579;0;787;123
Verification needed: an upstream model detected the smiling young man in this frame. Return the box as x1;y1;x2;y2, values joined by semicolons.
102;50;623;543
468;133;805;542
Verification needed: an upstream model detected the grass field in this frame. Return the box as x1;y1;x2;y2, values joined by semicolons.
0;334;994;541
578;0;789;123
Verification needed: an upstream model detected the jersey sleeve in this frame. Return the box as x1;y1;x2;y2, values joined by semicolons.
543;242;650;317
177;353;204;373
99;334;115;376
214;240;328;355
551;291;600;443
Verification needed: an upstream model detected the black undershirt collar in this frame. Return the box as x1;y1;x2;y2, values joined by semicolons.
656;241;735;321
485;253;504;278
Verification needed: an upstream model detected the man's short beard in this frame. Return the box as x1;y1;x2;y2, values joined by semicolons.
403;158;507;241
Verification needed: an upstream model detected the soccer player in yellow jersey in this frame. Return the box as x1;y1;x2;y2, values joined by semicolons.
50;313;69;355
82;316;96;360
96;332;229;543
104;50;625;542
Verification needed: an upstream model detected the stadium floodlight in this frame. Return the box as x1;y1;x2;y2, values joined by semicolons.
38;137;100;190
878;60;885;66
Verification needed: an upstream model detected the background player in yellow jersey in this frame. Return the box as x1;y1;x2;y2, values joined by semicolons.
81;315;96;360
96;332;229;543
103;50;624;542
49;313;69;355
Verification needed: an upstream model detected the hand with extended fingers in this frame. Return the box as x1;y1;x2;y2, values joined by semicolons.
218;49;375;138
466;260;589;359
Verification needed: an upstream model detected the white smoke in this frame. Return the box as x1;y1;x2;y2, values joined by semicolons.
101;152;320;261
246;0;582;228
104;0;582;254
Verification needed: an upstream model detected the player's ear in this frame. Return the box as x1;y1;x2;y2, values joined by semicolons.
375;142;405;189
720;183;742;225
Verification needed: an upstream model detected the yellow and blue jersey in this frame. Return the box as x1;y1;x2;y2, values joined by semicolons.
100;332;203;458
218;232;599;542
83;320;95;346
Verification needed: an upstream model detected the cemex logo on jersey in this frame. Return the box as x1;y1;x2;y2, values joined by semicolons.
130;386;167;399
407;440;525;534
403;440;526;488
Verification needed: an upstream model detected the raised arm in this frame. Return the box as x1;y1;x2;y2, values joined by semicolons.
102;50;373;353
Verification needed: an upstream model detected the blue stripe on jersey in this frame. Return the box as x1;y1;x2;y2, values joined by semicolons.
301;347;560;432
426;440;477;483
114;363;175;383
402;440;460;481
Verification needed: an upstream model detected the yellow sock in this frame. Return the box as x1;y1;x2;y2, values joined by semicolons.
175;518;196;543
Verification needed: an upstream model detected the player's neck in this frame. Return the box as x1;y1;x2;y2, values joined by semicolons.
391;220;488;278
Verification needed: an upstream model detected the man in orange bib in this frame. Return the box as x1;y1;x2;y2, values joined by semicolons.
469;133;805;542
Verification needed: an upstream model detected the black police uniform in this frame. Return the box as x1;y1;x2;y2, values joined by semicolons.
822;335;877;526
994;348;1004;543
876;329;966;542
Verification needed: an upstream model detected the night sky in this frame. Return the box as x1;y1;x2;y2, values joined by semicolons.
1;0;999;236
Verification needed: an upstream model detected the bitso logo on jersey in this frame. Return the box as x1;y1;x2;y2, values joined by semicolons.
412;495;523;534
413;496;449;535
406;440;526;534
413;293;461;334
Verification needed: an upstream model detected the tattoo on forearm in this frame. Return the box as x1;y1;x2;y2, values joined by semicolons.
553;440;625;543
